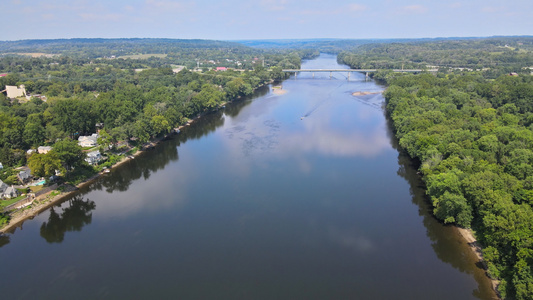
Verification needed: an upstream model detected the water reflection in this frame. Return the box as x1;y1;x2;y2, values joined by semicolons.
40;196;96;243
179;86;269;142
280;117;390;157
179;110;226;141
0;234;9;248
223;85;270;118
328;227;374;253
388;119;496;300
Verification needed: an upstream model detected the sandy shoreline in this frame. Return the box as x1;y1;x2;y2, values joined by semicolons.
352;91;382;96
272;86;287;95
456;227;501;298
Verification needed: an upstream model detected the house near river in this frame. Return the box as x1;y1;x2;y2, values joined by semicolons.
0;179;18;199
78;134;99;147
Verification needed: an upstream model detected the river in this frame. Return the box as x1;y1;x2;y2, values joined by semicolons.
0;54;496;299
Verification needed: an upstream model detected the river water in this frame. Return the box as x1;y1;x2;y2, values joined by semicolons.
1;54;496;299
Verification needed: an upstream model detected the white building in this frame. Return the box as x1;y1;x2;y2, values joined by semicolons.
85;150;102;165
37;146;52;154
78;134;98;147
3;186;18;199
5;85;29;99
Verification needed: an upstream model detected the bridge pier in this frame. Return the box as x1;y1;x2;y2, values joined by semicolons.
330;71;332;79
348;72;350;81
312;72;315;78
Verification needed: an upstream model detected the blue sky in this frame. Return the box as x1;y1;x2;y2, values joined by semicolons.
4;0;533;41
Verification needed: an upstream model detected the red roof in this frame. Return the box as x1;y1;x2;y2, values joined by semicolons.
0;74;7;77
216;67;227;71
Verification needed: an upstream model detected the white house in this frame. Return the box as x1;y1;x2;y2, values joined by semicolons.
78;134;98;147
37;146;52;154
85;150;102;165
3;186;18;199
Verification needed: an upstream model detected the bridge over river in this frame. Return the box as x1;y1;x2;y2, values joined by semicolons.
282;68;438;79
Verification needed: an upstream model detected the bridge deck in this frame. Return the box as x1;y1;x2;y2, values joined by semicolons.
282;69;436;73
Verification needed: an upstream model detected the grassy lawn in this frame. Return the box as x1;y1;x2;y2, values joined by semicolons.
29;185;44;193
1;196;26;208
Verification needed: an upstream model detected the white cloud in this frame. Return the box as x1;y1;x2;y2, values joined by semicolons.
329;227;375;253
348;4;367;12
449;2;463;9
79;13;124;22
43;14;55;21
400;5;428;14
145;0;191;12
299;8;348;16
482;6;504;13
260;0;288;11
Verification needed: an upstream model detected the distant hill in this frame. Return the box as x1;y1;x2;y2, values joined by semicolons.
0;38;250;58
234;36;533;53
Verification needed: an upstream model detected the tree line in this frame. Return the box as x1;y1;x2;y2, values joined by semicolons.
0;40;316;185
338;37;533;78
384;71;533;299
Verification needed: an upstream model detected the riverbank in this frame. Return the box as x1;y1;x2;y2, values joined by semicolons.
0;131;185;234
0;82;276;234
456;227;501;298
352;91;382;96
0;115;202;234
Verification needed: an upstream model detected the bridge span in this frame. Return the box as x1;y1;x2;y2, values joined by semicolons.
282;68;437;79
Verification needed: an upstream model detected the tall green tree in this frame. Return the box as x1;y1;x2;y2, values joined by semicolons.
28;152;64;177
52;139;85;171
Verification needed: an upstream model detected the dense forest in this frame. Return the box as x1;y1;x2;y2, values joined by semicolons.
237;36;508;54
384;72;533;299
338;37;533;299
338;37;533;78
